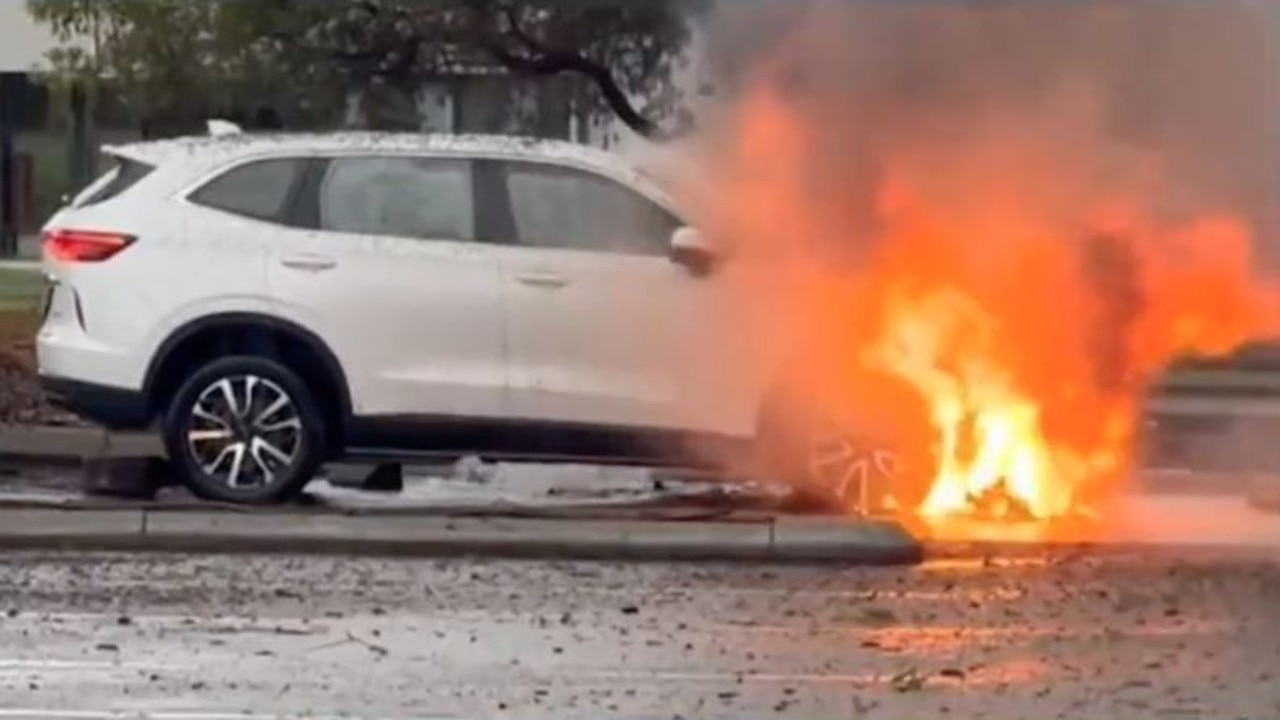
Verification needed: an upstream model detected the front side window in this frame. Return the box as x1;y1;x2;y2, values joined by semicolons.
502;162;680;256
189;158;305;223
318;156;474;241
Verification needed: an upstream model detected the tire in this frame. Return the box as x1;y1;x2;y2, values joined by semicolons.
161;355;327;505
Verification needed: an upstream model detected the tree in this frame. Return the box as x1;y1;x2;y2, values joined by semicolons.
27;0;704;140
28;0;367;135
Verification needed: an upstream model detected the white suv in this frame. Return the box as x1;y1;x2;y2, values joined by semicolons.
36;127;904;506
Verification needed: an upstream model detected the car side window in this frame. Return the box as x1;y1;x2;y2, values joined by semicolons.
502;162;679;256
78;159;155;208
318;156;474;241
189;158;305;223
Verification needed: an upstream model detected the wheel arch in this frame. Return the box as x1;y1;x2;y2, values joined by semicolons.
142;312;352;445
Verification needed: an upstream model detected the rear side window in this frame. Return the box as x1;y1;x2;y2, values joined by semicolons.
189;158;305;223
75;158;154;208
318;156;474;241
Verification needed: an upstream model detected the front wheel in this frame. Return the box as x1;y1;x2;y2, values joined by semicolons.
161;355;327;505
756;392;930;515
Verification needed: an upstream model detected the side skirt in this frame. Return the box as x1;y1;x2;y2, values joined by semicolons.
342;415;753;470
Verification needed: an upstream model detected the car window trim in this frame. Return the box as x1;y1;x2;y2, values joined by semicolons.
473;159;515;244
282;158;329;231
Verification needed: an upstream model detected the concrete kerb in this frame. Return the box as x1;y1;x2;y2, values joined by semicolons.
0;425;164;462
0;425;109;461
0;426;923;563
0;507;924;564
0;425;169;498
0;509;149;552
140;514;768;560
771;516;922;564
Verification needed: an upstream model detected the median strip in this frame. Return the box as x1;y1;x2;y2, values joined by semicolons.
0;506;923;564
0;425;164;461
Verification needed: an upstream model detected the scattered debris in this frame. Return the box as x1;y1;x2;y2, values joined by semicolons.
860;607;899;626
309;631;389;657
891;667;928;693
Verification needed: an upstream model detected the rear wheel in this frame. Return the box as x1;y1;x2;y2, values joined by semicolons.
161;355;326;504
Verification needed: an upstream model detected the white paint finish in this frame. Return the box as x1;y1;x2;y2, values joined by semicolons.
500;245;717;429
267;231;506;417
38;181;272;391
34;128;769;448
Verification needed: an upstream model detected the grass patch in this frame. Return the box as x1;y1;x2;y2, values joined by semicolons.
0;268;42;366
0;307;38;373
0;305;39;337
0;267;43;313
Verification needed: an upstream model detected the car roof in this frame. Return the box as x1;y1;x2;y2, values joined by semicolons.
104;131;639;178
102;130;685;217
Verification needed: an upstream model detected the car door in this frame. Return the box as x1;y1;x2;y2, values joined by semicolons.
483;159;751;435
267;154;506;420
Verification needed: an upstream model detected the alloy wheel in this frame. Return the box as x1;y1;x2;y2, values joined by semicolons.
806;414;900;514
185;374;303;489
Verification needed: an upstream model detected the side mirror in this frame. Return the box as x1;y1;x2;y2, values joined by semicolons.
670;227;716;276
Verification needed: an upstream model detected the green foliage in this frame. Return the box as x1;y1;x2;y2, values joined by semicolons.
0;268;44;312
26;0;704;137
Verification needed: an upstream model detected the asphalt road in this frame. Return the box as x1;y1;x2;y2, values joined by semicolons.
0;548;1278;719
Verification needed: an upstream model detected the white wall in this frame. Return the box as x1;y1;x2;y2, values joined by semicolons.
0;2;57;72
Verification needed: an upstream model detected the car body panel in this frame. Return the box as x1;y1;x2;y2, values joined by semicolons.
36;130;767;470
38;154;272;392
265;229;508;418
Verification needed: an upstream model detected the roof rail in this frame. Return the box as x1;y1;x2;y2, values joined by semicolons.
206;119;244;138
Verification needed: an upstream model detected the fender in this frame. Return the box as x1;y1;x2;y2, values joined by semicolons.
142;311;353;419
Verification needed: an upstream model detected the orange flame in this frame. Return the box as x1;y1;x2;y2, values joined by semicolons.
699;45;1280;527
866;287;1121;520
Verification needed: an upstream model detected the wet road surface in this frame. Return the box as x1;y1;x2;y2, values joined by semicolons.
0;548;1278;719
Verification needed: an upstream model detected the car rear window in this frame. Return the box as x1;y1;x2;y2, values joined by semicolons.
189;158;306;223
74;158;155;208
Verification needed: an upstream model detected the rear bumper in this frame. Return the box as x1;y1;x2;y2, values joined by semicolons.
40;375;151;429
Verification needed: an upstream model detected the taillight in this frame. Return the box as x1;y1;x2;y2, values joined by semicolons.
42;229;135;263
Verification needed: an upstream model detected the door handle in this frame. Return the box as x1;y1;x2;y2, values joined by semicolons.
280;255;337;272
515;272;569;289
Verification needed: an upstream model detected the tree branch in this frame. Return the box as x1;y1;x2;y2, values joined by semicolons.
483;3;671;141
266;0;688;141
267;0;426;84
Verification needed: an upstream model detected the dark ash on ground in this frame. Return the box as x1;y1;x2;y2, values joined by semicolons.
0;550;1277;719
